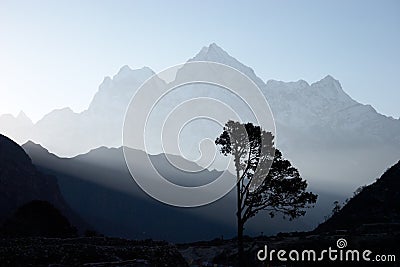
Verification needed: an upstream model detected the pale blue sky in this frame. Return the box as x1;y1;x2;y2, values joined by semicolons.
1;0;399;121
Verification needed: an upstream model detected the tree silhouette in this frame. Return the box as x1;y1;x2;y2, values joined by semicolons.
332;200;342;215
215;121;317;266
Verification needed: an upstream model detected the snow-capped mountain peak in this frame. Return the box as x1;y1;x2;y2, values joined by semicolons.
310;75;355;103
113;65;155;83
16;111;33;124
266;79;310;90
1;44;399;163
189;43;266;88
192;43;231;62
311;75;341;90
118;64;132;73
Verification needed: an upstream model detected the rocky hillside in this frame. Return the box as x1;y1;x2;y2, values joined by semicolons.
315;160;400;232
0;134;86;231
1;200;78;238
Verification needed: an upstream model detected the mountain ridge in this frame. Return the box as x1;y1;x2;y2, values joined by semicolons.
0;134;88;232
0;43;395;126
22;140;319;241
0;42;399;200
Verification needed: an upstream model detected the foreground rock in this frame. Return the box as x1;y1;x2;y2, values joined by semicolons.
0;237;188;266
179;227;400;266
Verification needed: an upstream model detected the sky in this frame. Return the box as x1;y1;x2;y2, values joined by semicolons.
0;0;399;122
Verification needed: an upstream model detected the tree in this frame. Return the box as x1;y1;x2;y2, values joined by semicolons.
215;121;318;266
332;200;342;215
353;185;366;197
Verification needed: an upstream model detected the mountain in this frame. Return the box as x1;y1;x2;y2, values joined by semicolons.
0;134;86;232
189;43;266;89
187;44;400;197
4;66;161;157
22;141;319;242
0;111;33;144
4;44;399;156
315;160;400;232
1;43;399;213
22;141;237;242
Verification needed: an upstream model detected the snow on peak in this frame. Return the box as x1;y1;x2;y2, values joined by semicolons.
16;111;33;124
99;76;113;91
119;64;132;73
113;65;155;83
295;79;310;88
309;75;355;103
16;111;27;119
191;43;245;67
312;75;341;90
0;111;33;127
88;65;157;116
192;43;230;62
266;79;310;90
189;43;266;88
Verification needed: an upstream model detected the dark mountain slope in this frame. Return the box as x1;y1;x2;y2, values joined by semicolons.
0;134;87;232
315;160;400;232
1;200;77;238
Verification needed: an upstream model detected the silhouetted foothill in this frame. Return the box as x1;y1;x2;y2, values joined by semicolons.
315;160;400;233
0;134;88;232
1;200;77;238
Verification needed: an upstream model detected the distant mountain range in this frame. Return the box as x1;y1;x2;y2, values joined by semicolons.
4;44;399;156
0;43;399;228
22;141;320;242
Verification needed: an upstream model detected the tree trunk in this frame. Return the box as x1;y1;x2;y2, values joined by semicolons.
237;219;244;266
234;152;245;266
236;169;244;266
